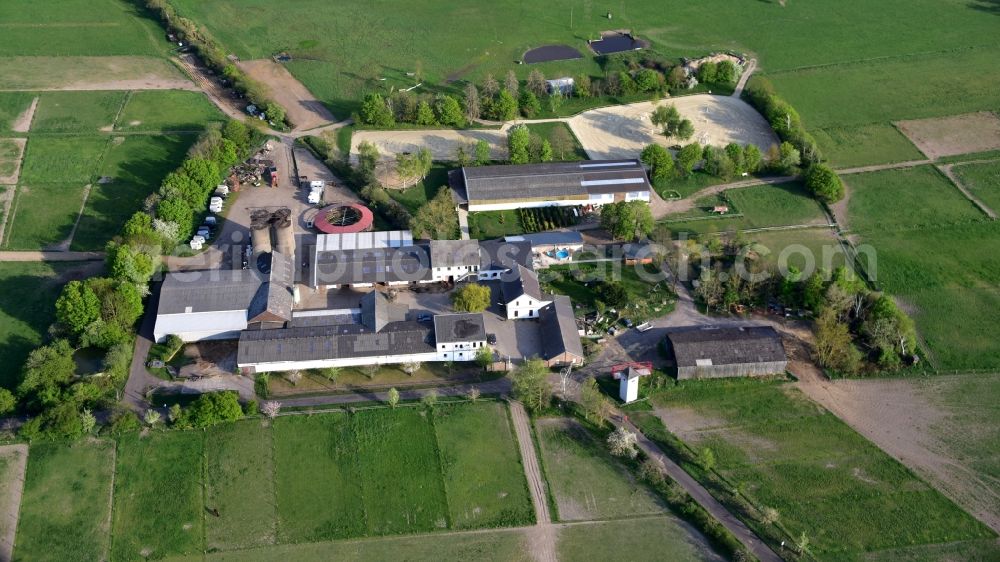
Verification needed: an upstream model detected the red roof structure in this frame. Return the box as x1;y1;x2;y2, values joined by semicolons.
314;203;374;234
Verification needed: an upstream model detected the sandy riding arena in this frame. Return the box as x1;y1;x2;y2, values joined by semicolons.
350;129;507;164
238;60;337;130
568;96;779;160
0;444;29;562
896;112;1000;159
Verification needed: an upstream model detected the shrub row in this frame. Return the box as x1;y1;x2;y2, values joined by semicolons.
137;0;289;127
517;206;577;233
743;76;821;166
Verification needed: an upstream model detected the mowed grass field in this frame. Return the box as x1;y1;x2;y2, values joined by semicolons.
27;403;532;561
859;222;1000;370
844;165;1000;369
765;46;1000;166
556;517;724;562
0;92;35;133
953;159;1000;215
0;261;89;390
639;379;995;560
3;90;218;251
169;0;999;117
661;182;829;236
535;417;664;521
0;0;166;57
844;166;987;233
15;441;116;562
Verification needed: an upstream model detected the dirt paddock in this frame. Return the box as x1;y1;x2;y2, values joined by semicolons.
350;129;507;164
238;59;337;130
568;96;778;160
796;373;1000;533
896;112;1000;159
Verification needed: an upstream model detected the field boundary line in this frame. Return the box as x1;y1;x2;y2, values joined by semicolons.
110;90;133;131
0;186;14;248
426;408;455;530
1;186;22;249
936;163;998;220
57;183;92;252
101;439;118;562
763;43;1000;75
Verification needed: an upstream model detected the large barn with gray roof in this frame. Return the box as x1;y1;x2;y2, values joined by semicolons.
667;326;787;379
450;159;651;211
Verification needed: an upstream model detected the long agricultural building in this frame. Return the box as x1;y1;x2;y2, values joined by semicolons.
450;159;651;211
667;326;788;379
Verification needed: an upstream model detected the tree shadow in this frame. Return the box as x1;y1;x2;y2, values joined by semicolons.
968;0;1000;14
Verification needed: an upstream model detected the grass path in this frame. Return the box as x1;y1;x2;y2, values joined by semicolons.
0;444;28;562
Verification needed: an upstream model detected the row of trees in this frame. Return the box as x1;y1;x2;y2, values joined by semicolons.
743;76;820;167
141;0;287;127
13;120;263;439
359;91;466;128
507;125;553;164
640;141;765;184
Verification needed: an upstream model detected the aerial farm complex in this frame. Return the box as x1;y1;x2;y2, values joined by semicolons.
1;1;998;561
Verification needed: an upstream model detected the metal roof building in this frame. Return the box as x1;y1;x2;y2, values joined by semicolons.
450;160;651;211
667;326;787;380
539;295;584;367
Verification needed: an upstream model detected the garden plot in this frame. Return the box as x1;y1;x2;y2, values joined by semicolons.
350;129;507;164
0;138;25;184
535;417;664;521
896;112;1000;159
568;97;778;161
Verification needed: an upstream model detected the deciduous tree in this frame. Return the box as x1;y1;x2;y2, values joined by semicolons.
640;144;674;181
451;283;492;312
512;359;551;413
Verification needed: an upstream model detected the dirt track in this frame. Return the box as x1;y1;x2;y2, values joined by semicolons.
10;98;36;133
0;139;26;185
0;444;29;562
238;60;337;130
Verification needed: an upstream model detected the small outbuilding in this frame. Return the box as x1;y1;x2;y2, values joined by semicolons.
667;326;787;379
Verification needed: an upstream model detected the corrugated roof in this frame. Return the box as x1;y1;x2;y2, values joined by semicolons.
433;313;487;344
459;160;651;203
480;240;533;271
668;326;786;368
430;239;481;268
313;245;432;286
540;295;584;360
360;291;408;332
238;321;434;364
158;270;262;315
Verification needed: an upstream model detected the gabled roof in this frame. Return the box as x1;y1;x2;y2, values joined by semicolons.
249;251;294;324
158;270;262;315
668;326;786;368
237;321;434;365
433;313;487;344
360;291;408;332
430;239;481;268
479;239;533;272
540;295;584;360
502;264;544;303
458;160;651;203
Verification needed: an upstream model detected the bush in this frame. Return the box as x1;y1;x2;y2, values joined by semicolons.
175;391;244;429
805;164;845;202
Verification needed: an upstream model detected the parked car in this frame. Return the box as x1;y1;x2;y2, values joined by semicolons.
487;333;497;345
636;322;653;332
417;313;432;322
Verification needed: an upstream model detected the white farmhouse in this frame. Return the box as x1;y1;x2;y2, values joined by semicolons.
501;265;552;320
433;313;488;361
